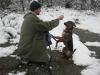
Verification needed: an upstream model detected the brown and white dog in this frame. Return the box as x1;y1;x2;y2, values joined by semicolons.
55;21;76;61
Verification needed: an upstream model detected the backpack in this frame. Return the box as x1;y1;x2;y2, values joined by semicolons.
45;31;52;46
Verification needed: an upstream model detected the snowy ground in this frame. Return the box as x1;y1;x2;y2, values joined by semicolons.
0;7;100;75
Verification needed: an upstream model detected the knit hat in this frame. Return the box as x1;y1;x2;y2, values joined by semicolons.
30;1;41;11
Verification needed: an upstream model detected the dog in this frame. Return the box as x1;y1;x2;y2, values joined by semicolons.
55;21;76;61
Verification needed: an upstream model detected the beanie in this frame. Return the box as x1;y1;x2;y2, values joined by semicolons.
30;1;41;11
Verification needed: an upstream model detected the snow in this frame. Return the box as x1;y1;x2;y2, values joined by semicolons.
0;45;17;57
84;42;100;47
81;61;100;75
39;7;100;75
1;13;24;33
39;7;100;34
0;18;3;26
3;27;17;37
0;28;10;44
0;7;100;75
10;35;20;44
8;71;26;75
30;0;38;3
0;13;23;44
72;34;97;66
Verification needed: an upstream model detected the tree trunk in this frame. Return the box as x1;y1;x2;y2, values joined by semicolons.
20;0;25;12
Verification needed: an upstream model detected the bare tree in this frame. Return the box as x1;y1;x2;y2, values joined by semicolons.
20;0;25;12
1;0;100;12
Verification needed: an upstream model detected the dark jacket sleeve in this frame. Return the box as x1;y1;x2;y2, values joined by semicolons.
23;13;59;32
27;14;60;32
34;19;59;31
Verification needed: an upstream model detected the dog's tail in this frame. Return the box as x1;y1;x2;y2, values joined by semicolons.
73;49;76;54
55;41;58;47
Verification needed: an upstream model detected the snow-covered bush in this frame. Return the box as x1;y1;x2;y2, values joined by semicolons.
0;13;23;45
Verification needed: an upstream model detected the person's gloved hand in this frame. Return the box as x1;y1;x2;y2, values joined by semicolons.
57;15;64;20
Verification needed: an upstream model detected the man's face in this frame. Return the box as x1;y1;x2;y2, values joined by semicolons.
34;8;41;15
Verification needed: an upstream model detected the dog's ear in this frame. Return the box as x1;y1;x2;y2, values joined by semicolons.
64;22;67;26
